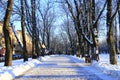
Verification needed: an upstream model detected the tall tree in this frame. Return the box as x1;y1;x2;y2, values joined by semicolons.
64;0;82;57
31;0;39;58
37;0;55;49
3;0;14;66
106;0;120;64
20;0;28;62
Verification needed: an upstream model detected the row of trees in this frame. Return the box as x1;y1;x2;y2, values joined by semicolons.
1;0;120;66
0;0;57;66
57;0;120;65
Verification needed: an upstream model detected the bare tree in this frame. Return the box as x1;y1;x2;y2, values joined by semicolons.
31;0;38;59
106;0;120;64
20;0;28;62
61;20;76;55
3;0;14;66
37;0;56;55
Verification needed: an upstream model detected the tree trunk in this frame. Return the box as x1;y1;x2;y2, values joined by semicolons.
35;30;40;57
21;0;28;62
3;0;14;66
107;0;117;64
89;0;99;61
42;20;46;45
76;38;80;57
47;31;50;49
92;0;99;55
31;0;38;59
82;0;90;58
82;41;86;57
75;27;81;57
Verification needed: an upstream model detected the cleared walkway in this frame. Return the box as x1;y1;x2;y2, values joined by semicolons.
14;55;102;80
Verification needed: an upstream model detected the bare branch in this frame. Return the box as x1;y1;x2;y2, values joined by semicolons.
111;0;120;20
65;0;76;19
93;0;107;28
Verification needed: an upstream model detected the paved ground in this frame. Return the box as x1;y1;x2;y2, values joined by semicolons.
14;55;103;80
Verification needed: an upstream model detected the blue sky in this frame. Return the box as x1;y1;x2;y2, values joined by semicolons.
13;21;21;30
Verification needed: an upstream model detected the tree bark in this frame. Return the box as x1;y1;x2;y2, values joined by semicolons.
3;0;14;66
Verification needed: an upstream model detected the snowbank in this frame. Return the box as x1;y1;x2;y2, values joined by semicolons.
0;59;40;80
91;62;120;79
73;54;120;79
91;54;120;79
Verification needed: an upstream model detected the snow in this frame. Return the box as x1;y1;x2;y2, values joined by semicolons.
11;24;23;48
0;59;41;80
73;54;120;80
81;31;93;45
0;54;120;80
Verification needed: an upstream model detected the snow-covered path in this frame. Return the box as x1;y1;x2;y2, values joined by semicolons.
14;55;104;80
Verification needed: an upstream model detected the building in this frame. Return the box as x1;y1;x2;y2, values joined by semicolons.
0;21;32;54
